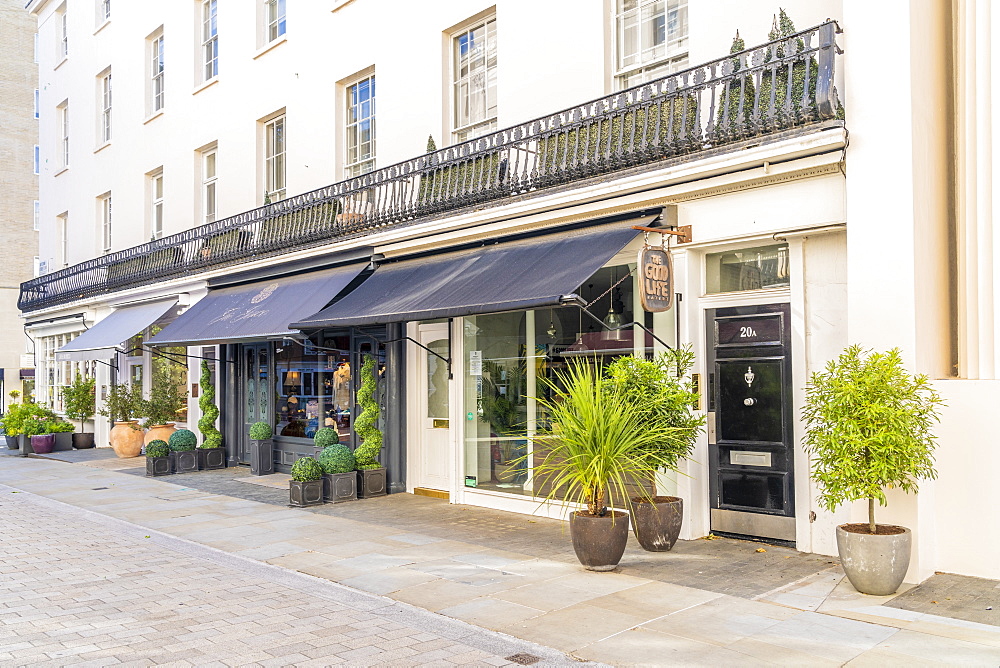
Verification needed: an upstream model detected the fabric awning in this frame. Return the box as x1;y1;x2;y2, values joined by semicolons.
55;299;178;361
146;263;367;347
291;215;652;330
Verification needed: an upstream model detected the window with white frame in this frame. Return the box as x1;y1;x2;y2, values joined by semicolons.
202;0;218;81
202;148;217;223
150;171;164;240
150;33;164;112
33;257;41;277
615;0;689;89
58;102;69;168
33;33;38;63
97;0;110;25
264;0;286;44
38;332;96;412
58;6;68;59
345;74;375;177
452;17;497;142
100;193;112;252
33;201;39;231
57;212;68;267
264;115;285;202
33;145;39;174
99;70;112;143
34;89;39;119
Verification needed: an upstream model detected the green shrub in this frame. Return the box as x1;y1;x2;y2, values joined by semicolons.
61;374;96;431
249;421;272;440
22;417;48;437
3;402;56;436
201;433;223;449
354;354;383;470
318;444;356;475
313;427;340;449
140;364;187;427
290;456;324;482
98;383;141;423
168;428;197;451
197;360;222;448
44;420;75;434
146;440;169;458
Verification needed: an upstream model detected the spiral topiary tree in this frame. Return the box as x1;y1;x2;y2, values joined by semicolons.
198;361;223;448
354;354;382;470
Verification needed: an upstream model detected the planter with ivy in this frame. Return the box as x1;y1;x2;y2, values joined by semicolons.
100;384;144;458
289;457;325;507
168;429;199;473
318;442;357;503
196;361;226;470
62;374;96;449
248;421;274;476
803;345;942;596
354;354;387;498
145;439;172;477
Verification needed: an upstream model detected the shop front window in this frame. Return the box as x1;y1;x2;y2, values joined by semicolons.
274;336;350;441
462;263;661;497
706;244;790;294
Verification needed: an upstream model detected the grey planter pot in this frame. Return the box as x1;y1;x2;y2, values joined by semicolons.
322;472;357;503
836;524;912;596
18;435;32;455
4;435;17;449
53;432;73;451
569;510;630;572
170;450;199;474
249;439;274;476
72;432;96;449
289;479;324;507
146;456;172;477
357;468;387;498
197;447;227;470
631;496;683;552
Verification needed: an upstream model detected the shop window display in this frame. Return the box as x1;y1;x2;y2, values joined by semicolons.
274;336;350;440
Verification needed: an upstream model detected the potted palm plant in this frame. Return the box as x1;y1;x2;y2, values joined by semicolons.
196;361;225;470
803;345;942;596
530;360;685;571
605;348;704;551
61;374;96;449
99;384;144;458
289;456;325;507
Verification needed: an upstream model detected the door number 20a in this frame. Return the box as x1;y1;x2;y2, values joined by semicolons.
739;326;758;338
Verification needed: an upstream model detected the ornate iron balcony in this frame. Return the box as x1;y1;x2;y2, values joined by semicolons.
20;21;843;313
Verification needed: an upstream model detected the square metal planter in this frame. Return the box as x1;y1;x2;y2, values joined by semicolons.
249;439;274;476
170;450;199;474
358;468;387;498
289;480;324;507
146;456;172;477
197;448;227;470
322;472;357;503
53;432;74;451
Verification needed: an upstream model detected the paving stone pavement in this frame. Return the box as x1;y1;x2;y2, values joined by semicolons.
0;489;583;667
3;453;1000;666
887;574;1000;627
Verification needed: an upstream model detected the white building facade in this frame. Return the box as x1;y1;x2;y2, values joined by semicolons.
22;0;999;583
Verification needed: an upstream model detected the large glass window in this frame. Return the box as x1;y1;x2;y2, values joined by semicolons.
462;264;659;496
452;17;497;142
706;244;790;294
615;0;689;89
274;336;349;441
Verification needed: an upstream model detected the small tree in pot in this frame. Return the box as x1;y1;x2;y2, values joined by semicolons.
289;456;325;507
605;348;704;552
61;374;96;449
803;345;942;595
140;365;186;446
354;354;386;497
99;383;144;458
168;428;199;473
248;421;274;476
196;361;225;470
145;439;172;477
318;443;357;503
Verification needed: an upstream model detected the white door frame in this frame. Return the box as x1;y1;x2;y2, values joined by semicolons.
405;321;453;493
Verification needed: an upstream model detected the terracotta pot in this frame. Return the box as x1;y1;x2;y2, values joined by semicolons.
110;421;144;458
569;509;630;572
144;423;177;446
30;434;56;454
631;496;683;552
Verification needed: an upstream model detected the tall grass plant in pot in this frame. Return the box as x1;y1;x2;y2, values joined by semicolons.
803;345;942;595
529;361;688;571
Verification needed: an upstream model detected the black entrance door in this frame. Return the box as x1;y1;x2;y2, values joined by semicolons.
706;303;795;543
238;343;271;465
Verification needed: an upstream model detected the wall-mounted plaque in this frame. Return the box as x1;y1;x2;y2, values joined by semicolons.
638;247;673;312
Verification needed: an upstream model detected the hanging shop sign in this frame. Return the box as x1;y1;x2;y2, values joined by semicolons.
638;245;673;312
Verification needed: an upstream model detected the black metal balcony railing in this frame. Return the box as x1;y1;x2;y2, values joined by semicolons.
19;21;843;313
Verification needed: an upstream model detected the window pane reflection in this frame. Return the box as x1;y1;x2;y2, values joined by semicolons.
274;337;349;440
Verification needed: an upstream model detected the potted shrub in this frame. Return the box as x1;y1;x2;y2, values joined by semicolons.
289;456;325;507
196;361;225;470
318;443;357;503
4;390;21;448
61;374;96;449
530;361;685;571
100;383;144;458
803;345;943;596
354;354;387;497
145;439;172;477
248;421;274;476
46;419;76;451
312;426;340;459
140;365;186;446
605;348;705;552
168;428;199;473
27;418;54;454
5;401;57;454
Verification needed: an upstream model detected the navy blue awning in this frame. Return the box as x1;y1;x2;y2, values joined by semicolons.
56;299;178;361
291;215;652;330
148;263;367;347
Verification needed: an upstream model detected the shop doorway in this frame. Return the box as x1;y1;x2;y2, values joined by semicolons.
705;303;795;543
238;343;271;465
414;322;451;493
